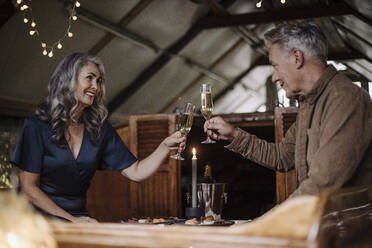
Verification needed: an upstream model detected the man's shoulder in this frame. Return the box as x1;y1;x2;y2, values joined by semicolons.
326;73;368;101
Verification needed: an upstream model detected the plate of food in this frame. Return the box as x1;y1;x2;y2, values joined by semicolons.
184;216;234;226
122;217;185;225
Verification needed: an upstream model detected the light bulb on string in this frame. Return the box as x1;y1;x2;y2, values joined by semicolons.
19;0;81;58
256;0;286;8
20;5;28;11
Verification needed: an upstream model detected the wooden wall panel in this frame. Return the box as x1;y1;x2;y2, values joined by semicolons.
274;107;298;204
129;114;181;218
86;171;130;222
86;125;131;222
87;114;180;221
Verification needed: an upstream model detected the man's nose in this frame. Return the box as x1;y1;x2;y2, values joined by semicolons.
271;71;278;83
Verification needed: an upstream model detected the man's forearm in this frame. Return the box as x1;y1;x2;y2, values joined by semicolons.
225;128;295;172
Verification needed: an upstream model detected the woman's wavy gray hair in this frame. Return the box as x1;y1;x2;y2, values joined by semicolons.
264;22;328;65
36;52;108;146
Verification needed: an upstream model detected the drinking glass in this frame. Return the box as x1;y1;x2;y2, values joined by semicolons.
170;102;196;160
200;84;216;144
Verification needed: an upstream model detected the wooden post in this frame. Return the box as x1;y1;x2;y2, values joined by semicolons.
274;107;298;204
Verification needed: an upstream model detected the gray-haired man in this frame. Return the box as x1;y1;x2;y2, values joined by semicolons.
204;22;372;197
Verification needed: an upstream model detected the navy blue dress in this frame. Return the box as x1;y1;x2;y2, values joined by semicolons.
10;116;137;217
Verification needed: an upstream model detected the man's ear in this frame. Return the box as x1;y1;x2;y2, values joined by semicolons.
292;49;304;69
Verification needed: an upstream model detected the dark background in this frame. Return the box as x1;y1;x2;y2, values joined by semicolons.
181;115;276;220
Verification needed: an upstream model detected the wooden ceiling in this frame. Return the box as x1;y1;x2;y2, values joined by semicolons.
0;0;370;121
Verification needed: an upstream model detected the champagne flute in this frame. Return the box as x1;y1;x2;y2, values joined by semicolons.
200;84;216;144
170;102;195;160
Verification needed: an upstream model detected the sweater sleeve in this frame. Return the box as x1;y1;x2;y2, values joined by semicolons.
225;125;296;172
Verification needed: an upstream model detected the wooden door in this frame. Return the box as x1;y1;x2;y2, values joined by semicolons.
129;114;181;218
86;124;132;222
274;107;298;204
87;114;181;221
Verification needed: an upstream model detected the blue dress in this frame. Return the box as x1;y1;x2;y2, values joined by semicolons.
10;116;137;217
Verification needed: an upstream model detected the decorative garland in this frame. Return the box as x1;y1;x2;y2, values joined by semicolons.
17;0;80;58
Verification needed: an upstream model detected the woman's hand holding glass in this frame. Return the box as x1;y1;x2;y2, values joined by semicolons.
170;102;195;160
162;131;186;153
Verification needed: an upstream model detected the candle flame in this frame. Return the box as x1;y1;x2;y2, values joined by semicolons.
7;233;19;248
192;148;196;156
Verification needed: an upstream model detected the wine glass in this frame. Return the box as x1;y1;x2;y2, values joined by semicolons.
170;102;196;160
200;84;216;144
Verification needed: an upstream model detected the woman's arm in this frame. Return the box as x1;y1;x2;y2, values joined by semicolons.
122;131;185;182
20;170;97;223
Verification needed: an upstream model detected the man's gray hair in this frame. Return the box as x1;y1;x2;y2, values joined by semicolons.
264;22;328;64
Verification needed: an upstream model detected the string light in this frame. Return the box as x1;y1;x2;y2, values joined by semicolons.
256;0;286;8
17;0;81;58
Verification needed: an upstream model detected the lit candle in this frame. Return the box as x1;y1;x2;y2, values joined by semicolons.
192;148;197;208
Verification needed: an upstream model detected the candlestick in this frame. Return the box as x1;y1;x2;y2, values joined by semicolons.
192;148;197;208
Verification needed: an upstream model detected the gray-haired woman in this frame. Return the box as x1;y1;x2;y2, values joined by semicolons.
11;53;185;223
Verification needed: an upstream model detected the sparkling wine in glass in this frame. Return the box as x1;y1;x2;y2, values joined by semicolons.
170;102;195;160
201;84;216;144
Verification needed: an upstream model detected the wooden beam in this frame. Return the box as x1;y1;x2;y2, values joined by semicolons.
340;0;372;28
328;51;364;61
107;26;202;113
159;39;245;113
203;0;267;55
0;96;37;117
0;0;16;28
249;51;364;66
331;20;372;66
88;0;153;56
342;65;371;83
197;3;353;29
107;0;238;113
76;6;159;53
361;82;369;93
213;55;266;104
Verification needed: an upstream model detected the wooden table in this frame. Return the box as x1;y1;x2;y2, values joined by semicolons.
52;187;372;248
